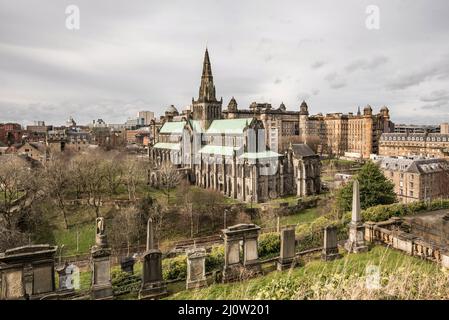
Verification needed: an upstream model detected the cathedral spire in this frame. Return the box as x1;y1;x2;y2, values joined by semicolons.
198;48;217;102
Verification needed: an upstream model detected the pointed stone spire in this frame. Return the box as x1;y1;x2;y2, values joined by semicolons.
357;106;361;116
352;179;361;223
198;48;217;102
146;217;154;251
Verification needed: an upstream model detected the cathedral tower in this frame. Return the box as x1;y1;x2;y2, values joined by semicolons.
192;48;223;130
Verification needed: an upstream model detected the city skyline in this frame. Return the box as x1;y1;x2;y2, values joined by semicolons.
1;0;449;126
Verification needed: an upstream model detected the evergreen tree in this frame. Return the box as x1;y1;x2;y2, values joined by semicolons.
336;161;396;212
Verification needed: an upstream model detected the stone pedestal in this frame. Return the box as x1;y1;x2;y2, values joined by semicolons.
139;249;167;300
0;245;57;300
55;262;77;293
90;247;113;300
345;222;368;253
222;224;262;283
186;248;207;290
345;179;368;253
322;226;341;261
277;228;297;271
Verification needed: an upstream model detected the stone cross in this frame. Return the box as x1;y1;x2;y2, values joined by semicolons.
146;217;154;251
352;179;361;223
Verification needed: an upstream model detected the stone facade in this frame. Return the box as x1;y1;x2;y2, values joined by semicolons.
90;218;113;300
379;132;449;159
365;212;449;270
225;102;393;159
277;228;297;271
186;248;207;290
222;224;262;282
149;49;321;203
0;245;57;300
322;226;341;261
376;156;449;203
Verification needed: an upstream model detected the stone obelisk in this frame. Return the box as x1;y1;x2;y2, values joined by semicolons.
139;217;167;300
345;180;368;253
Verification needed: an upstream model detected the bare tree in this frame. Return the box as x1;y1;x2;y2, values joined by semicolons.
109;206;141;255
157;162;181;204
123;157;145;201
43;154;72;229
103;152;124;197
0;156;42;229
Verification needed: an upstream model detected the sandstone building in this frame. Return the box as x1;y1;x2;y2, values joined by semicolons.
376;156;449;203
223;97;393;159
379;132;449;159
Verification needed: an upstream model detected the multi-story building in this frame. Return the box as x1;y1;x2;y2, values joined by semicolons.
223;99;393;158
394;124;440;134
376;156;449;203
379;132;449;159
0;123;24;146
150;49;321;203
138;111;155;126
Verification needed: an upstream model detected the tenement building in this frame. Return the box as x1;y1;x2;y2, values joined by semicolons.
375;156;449;203
379;132;449;159
223;97;393;158
149;49;321;203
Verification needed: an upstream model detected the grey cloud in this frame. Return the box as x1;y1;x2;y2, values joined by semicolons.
311;61;326;69
387;55;449;90
345;56;388;73
1;0;449;125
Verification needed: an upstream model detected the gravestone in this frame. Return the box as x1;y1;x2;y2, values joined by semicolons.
120;257;135;274
277;228;297;270
222;224;262;282
139;217;167;300
345;180;368;253
186;248;207;290
322;226;341;261
0;245;57;300
90;217;113;300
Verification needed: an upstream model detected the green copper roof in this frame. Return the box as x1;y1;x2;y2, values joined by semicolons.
206;118;253;134
159;121;186;134
198;145;240;156
152;142;181;150
238;151;281;159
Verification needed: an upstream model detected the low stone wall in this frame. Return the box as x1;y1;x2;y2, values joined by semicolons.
364;218;449;269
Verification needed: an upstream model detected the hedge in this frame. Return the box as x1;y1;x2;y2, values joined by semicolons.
258;232;280;258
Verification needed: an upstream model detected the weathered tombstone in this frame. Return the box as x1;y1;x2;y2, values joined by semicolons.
139;217;167;300
222;224;262;282
90;217;113;300
0;245;57;300
56;262;80;294
186;248;207;290
345;180;368;253
120;257;135;274
277;228;297;270
322;226;341;261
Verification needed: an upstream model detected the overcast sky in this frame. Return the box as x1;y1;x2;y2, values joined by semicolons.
1;0;449;126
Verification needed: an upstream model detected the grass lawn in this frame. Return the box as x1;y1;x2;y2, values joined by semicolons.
167;245;444;300
257;208;320;228
53;223;95;256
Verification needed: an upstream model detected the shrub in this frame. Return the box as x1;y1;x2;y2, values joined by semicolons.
258;232;280;258
111;270;141;295
206;245;224;272
162;255;187;280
